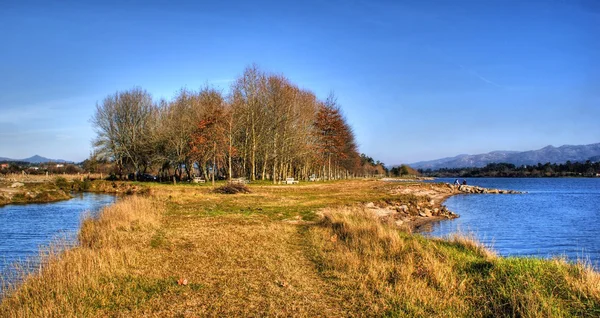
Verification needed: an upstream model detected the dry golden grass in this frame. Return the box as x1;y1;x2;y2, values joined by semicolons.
0;189;347;317
308;206;600;317
1;180;599;317
308;207;475;316
0;173;104;183
0;197;163;317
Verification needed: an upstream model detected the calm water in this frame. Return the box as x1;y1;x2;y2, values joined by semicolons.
0;193;115;276
420;178;600;267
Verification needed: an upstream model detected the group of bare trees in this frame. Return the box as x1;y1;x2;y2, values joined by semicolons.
91;65;386;183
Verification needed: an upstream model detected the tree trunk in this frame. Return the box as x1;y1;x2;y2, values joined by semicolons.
328;154;331;181
228;120;233;180
212;142;216;186
262;151;268;180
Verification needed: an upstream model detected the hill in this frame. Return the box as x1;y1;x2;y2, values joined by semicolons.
411;143;600;169
0;155;70;164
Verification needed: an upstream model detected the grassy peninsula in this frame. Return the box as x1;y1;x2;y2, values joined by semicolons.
0;177;72;206
1;179;598;317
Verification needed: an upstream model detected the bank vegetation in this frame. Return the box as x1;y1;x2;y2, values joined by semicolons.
1;180;598;316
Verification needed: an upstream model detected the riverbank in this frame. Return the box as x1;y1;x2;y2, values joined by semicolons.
0;179;71;206
0;176;149;207
1;179;598;316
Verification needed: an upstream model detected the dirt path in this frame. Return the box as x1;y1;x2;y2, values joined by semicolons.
126;214;347;317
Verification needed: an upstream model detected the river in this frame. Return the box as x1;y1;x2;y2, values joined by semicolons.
0;193;115;277
420;178;600;267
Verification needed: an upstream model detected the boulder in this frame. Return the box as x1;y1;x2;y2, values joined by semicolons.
11;182;24;188
423;208;432;217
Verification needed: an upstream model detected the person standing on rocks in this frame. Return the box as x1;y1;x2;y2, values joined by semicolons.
454;179;460;187
462;179;467;185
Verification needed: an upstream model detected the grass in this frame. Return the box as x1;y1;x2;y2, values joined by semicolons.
0;180;72;206
308;207;600;317
1;179;598;317
0;197;165;317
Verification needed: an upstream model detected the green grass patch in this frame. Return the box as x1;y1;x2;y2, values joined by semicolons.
85;275;203;311
150;229;170;249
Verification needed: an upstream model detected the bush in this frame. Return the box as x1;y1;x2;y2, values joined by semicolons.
81;179;91;191
54;177;69;191
72;179;92;191
213;183;251;194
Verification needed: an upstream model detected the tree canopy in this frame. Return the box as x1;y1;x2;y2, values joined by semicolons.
91;66;386;182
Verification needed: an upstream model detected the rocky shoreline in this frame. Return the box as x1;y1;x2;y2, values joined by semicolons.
455;184;523;194
369;181;523;229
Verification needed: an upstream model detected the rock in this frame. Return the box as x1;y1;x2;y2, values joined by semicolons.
399;205;408;212
419;211;427;217
395;220;404;226
429;200;435;206
11;182;24;188
433;208;439;214
365;202;375;208
423;208;432;217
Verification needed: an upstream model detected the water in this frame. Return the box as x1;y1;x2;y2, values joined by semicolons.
0;193;115;276
420;178;600;267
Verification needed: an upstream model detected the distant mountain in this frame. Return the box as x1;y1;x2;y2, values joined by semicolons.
411;143;600;170
0;155;70;164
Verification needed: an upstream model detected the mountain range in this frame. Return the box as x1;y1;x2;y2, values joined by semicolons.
410;143;600;170
0;155;70;164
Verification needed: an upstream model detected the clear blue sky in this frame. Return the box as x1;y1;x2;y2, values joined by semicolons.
1;0;598;164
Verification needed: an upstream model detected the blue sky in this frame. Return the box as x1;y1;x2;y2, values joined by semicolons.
1;0;598;164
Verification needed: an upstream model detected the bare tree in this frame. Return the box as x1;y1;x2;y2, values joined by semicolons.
91;87;156;179
90;66;384;182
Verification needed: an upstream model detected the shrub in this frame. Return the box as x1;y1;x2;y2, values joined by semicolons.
81;179;91;191
54;177;69;191
213;183;251;194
